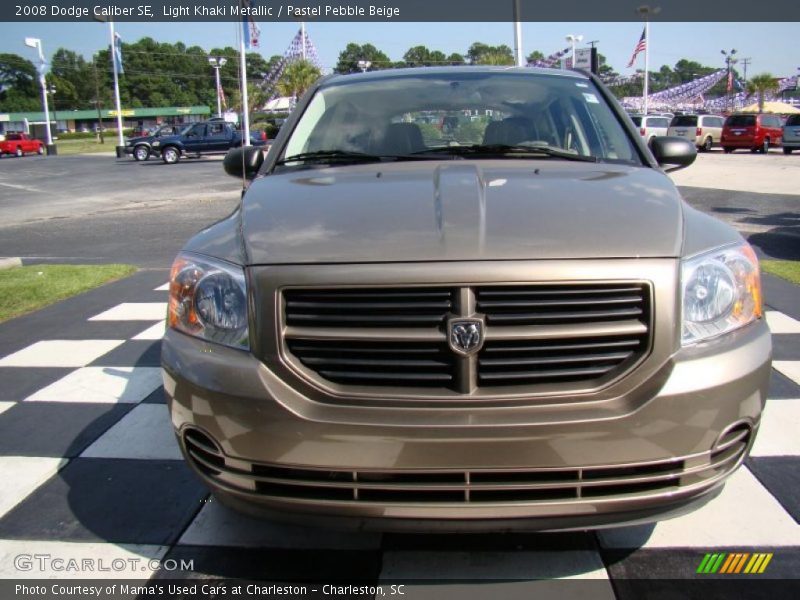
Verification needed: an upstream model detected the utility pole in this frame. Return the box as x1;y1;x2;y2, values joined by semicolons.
92;56;105;144
740;57;751;88
721;48;738;113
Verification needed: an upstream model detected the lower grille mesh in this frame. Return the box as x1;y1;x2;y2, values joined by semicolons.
183;426;750;504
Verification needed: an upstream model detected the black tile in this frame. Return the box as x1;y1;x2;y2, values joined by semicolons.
154;545;382;582
383;531;595;552
51;321;160;341
603;547;800;599
0;401;132;457
0;367;73;401
764;274;800;322
747;457;800;523
143;385;166;404
771;334;800;362
89;339;162;367
0;458;206;544
768;369;800;399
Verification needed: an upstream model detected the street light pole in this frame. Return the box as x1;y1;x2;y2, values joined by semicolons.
108;20;125;155
24;37;53;154
208;57;228;117
565;34;583;68
721;48;738;113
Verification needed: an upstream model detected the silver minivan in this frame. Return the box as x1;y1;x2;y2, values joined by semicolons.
629;114;671;147
668;114;725;152
782;114;800;154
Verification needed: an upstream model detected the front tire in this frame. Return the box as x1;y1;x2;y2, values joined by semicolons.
759;139;770;154
161;146;180;164
784;147;793;154
133;145;150;161
703;137;713;152
37;145;44;155
15;147;22;157
723;147;734;154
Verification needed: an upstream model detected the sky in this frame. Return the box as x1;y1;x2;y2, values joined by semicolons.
1;21;798;80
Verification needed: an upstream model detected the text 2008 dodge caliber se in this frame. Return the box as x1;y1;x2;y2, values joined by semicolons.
162;67;771;532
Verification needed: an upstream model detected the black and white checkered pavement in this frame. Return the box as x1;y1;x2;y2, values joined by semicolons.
0;269;798;594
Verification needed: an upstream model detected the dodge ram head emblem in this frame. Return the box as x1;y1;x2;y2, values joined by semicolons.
448;318;485;356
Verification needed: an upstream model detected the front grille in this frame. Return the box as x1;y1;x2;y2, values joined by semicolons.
184;427;750;505
282;282;651;394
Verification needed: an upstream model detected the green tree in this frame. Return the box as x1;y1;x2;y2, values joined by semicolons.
403;45;431;67
335;43;392;73
276;59;322;99
526;50;545;64
0;53;39;111
446;53;465;65
477;49;514;66
747;73;779;111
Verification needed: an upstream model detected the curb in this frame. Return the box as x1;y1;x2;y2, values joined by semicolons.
0;257;22;270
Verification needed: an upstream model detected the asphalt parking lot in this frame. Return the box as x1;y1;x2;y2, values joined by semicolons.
0;150;798;594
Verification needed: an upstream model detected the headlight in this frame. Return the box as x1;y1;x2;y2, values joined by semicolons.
681;242;762;345
152;141;160;147
168;253;249;350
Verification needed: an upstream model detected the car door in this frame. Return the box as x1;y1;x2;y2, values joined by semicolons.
204;123;231;152
182;123;207;153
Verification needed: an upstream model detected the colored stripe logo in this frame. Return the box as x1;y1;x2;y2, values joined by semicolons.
697;552;773;574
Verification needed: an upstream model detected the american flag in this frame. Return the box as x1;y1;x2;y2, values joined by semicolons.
726;70;733;93
241;0;261;49
626;28;647;68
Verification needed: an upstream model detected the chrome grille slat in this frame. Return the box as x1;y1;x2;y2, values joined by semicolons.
282;282;651;392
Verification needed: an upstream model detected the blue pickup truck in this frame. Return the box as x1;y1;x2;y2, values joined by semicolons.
125;121;267;164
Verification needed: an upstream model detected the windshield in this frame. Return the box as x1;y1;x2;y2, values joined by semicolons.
279;71;639;166
785;115;800;126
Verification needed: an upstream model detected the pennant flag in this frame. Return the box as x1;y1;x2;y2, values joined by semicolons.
726;70;733;93
114;32;124;74
626;28;646;68
218;79;228;110
241;0;261;49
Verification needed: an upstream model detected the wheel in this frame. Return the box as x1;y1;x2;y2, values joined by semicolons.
723;147;733;154
784;147;793;155
161;146;180;164
133;145;150;161
703;137;713;152
15;147;22;157
759;139;770;154
37;145;44;155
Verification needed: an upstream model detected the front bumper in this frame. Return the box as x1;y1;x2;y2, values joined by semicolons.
163;318;771;531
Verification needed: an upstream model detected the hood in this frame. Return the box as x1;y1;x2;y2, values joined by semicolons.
241;160;684;265
127;135;156;144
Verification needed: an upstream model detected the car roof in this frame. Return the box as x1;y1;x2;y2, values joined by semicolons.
321;66;591;88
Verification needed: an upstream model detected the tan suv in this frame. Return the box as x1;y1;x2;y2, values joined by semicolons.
668;114;725;151
162;67;770;532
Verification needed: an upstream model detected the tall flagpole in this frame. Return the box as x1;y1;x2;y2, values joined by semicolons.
109;21;124;153
238;21;251;146
301;22;306;60
513;0;523;67
643;19;649;114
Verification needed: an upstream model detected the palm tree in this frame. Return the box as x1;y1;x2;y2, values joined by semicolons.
476;50;515;66
746;73;779;112
276;60;322;100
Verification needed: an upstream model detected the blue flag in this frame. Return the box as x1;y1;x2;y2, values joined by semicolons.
114;32;124;74
241;0;261;49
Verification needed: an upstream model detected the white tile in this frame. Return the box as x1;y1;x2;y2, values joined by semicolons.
0;340;123;368
0;540;168;579
598;467;800;548
154;283;170;291
89;302;167;321
380;550;610;580
25;367;162;404
179;501;381;549
81;404;180;460
773;361;800;386
751;400;800;456
766;311;800;335
0;457;66;519
0;401;15;416
132;320;166;340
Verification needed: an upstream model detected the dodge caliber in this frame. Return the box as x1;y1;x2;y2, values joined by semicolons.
162;67;771;531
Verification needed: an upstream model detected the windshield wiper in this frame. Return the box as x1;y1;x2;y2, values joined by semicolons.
275;150;387;165
411;144;599;162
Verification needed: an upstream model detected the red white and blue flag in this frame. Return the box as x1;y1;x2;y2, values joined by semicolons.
626;28;646;68
241;0;261;49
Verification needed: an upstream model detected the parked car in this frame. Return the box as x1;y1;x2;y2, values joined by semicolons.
151;121;267;164
628;114;671;147
668;114;725;151
781;114;800;154
0;132;44;157
721;113;784;153
123;124;183;161
162;67;770;532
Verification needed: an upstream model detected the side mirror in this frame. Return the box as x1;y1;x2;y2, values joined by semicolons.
224;146;265;179
650;136;697;172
